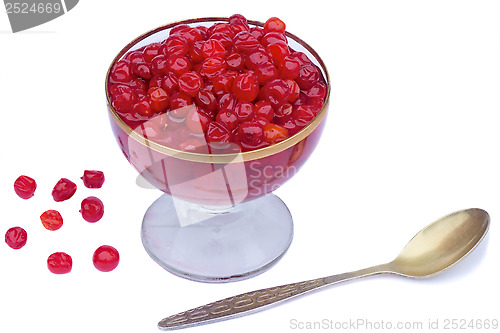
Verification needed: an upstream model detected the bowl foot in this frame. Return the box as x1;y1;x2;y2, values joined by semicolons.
141;193;293;282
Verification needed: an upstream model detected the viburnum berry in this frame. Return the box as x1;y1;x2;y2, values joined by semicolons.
81;170;105;188
80;196;104;223
132;62;152;80
238;121;265;146
185;106;211;134
264;123;289;144
296;63;321;90
206;121;232;143
47;252;72;274
255;100;274;121
216;109;239;130
226;52;244;71
142;43;161;62
195;89;218;114
178;71;203;97
234;102;255;122
169;91;193;118
262;78;290;108
232;72;259;102
201;39;226;58
264;17;286;33
166;54;191;76
5;227;27;249
52;178;77;202
93;245;120;272
14;175;37;199
40;210;64;231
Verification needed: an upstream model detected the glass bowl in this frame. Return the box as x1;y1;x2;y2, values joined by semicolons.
106;17;330;282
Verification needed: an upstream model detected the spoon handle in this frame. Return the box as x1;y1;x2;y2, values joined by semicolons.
158;264;388;330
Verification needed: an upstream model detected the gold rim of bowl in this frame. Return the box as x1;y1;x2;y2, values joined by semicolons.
105;17;331;164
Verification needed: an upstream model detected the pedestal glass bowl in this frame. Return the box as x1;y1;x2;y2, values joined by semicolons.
106;17;330;282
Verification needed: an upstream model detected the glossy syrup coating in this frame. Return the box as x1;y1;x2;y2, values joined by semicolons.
108;14;327;153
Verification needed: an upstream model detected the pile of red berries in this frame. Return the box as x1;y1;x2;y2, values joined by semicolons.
6;172;119;274
108;15;327;152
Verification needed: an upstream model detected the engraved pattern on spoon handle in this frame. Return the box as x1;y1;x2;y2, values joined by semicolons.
158;277;328;330
159;265;386;330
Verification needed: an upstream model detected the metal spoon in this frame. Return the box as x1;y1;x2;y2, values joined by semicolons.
158;208;490;330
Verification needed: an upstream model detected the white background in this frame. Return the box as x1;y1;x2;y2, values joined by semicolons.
1;1;499;332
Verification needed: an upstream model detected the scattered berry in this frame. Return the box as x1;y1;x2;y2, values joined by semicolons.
80;196;104;223
40;210;64;231
93;245;120;272
47;252;72;274
81;170;105;188
5;227;28;249
52;178;77;202
14;175;37;199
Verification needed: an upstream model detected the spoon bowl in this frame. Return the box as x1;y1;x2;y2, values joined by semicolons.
390;208;490;278
159;208;490;330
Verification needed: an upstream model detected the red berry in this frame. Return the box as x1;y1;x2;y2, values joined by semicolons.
255;100;274;121
206;121;232;143
40;210;63;231
80;196;104;223
293;105;316;126
232;72;259;102
266;41;290;65
262;78;290;108
161;35;189;56
264;17;286;33
212;73;235;96
234;102;255;122
14;175;37;199
47;252;72;274
132;62;152;80
234;31;261;54
166;54;191;76
178;71;203;97
260;32;287;47
216;109;239;130
52;178;77;202
218;93;237;111
245;49;270;69
161;72;179;94
185;106;211;134
296;64;321;90
254;62;279;85
226;52;244;71
264;123;289;144
278;56;301;79
109;59;132;84
5;227;27;249
238;121;265;147
142;43;161;62
93;245;120;272
201;39;226;58
285;79;300;102
169;91;193;118
195;89;218;114
81;170;105;188
201;57;226;79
